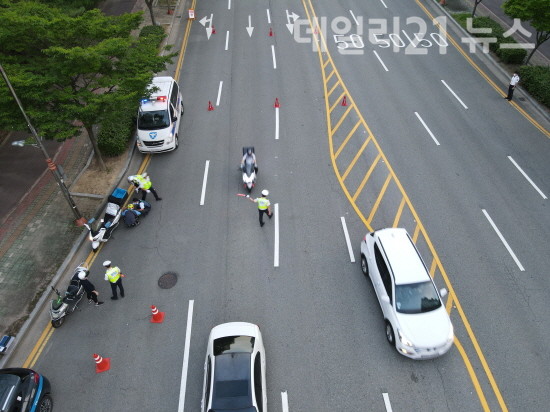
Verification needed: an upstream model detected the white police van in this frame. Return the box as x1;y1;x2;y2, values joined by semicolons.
136;76;183;153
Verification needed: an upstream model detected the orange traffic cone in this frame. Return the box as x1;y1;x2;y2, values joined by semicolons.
208;101;214;111
269;27;273;37
150;305;165;323
212;25;216;34
274;98;280;108
93;353;111;373
341;96;347;106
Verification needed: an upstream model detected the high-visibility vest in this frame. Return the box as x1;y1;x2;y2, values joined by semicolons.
257;197;269;210
135;175;152;190
106;266;121;283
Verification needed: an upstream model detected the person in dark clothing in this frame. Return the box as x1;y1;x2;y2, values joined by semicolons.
78;271;104;306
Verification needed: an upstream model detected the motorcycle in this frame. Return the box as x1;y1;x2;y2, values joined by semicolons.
49;264;87;328
83;187;128;251
241;146;257;192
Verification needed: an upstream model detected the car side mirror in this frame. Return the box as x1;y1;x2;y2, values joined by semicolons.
381;295;390;303
440;288;448;298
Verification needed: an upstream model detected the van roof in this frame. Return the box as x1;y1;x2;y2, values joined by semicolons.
148;76;173;97
376;228;430;285
140;77;174;112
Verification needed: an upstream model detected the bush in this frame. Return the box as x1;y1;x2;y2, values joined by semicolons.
98;103;136;157
496;47;527;64
518;66;550;107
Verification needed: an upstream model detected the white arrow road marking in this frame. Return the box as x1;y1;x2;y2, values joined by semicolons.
177;300;194;412
415;112;440;145
199;15;209;26
200;161;210;205
340;217;355;262
441;79;468;109
482;209;525;271
286;10;300;34
382;393;393;412
508;156;547;199
246;15;254;37
274;203;279;267
281;391;289;412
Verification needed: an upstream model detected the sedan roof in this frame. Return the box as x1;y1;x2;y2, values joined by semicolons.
212;353;253;410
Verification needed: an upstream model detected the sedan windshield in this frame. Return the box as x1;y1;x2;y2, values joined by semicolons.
138;110;170;130
395;281;442;314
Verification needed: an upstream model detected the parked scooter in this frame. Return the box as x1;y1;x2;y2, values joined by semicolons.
83;187;128;251
241;147;257;192
49;264;88;328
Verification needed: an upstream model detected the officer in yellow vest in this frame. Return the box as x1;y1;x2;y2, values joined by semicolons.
128;172;162;201
103;260;125;300
247;189;273;227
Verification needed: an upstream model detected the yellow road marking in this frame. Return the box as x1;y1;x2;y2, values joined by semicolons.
331;104;353;135
342;136;371;181
329;90;346;113
392;197;406;228
302;0;509;409
366;173;392;225
327;79;341;98
335;120;362;159
352;151;380;202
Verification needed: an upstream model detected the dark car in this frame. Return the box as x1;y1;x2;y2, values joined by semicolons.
0;368;53;412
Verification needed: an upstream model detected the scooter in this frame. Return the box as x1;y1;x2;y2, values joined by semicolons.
241;146;257;192
49;264;87;328
83;187;128;251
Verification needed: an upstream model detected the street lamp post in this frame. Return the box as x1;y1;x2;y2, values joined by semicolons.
0;64;87;226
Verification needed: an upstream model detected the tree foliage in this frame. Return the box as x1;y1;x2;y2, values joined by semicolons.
503;0;550;64
0;1;175;169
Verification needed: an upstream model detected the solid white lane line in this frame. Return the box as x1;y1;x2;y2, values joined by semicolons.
382;393;393;412
216;81;223;106
225;31;229;50
373;51;389;72
340;217;355;262
441;80;468;109
349;10;359;25
274;203;279;267
281;391;289;412
266;8;271;24
379;0;388;8
482;209;525;271
177;300;194;412
271;45;277;69
275;107;280;140
415;112;440;145
200;161;210;205
228;0;231;10
508;156;547;199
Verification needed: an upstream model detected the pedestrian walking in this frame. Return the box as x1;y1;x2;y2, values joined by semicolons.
505;72;520;101
128;172;162;201
78;271;104;306
103;260;125;300
247;189;273;227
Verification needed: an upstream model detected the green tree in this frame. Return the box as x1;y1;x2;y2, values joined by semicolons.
0;1;175;170
503;0;550;64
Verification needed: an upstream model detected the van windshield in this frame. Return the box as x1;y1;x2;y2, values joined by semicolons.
138;110;170;130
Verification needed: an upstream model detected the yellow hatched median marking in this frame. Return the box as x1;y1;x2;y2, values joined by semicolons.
352;151;380;202
302;0;509;410
334;120;362;159
392;197;407;228
331;104;353;135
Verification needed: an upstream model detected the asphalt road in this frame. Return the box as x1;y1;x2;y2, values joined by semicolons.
25;0;550;411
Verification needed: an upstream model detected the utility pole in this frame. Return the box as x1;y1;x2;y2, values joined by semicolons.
0;64;87;226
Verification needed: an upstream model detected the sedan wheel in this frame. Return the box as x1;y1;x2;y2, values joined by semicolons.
385;321;395;347
360;255;369;277
39;395;53;412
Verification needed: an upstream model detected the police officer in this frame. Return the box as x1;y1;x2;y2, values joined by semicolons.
128;173;162;201
248;189;272;227
103;260;125;300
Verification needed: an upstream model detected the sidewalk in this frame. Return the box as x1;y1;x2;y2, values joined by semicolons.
0;0;181;343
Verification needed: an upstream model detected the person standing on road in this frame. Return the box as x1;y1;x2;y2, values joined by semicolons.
505;72;520;101
247;189;272;227
103;260;125;300
78;271;104;306
128;173;162;201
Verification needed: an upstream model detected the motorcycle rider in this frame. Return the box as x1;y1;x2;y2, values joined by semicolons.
78;271;104;306
121;203;141;227
241;148;258;173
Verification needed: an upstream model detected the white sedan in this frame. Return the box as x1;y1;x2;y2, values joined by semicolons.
201;322;267;412
360;228;454;359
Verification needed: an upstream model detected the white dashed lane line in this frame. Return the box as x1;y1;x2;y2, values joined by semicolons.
414;112;440;145
216;81;223;106
441;79;468;109
482;209;525;271
373;50;389;72
200;160;210;206
274;203;280;267
177;300;194;412
340;216;355;263
281;391;289;412
225;30;229;50
271;45;277;69
508;156;547;199
382;393;393;411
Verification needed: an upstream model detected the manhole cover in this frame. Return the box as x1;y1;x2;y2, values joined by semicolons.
158;272;178;289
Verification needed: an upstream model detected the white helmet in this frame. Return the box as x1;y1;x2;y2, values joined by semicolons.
103;260;111;267
77;271;87;280
261;189;269;196
127;176;134;183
